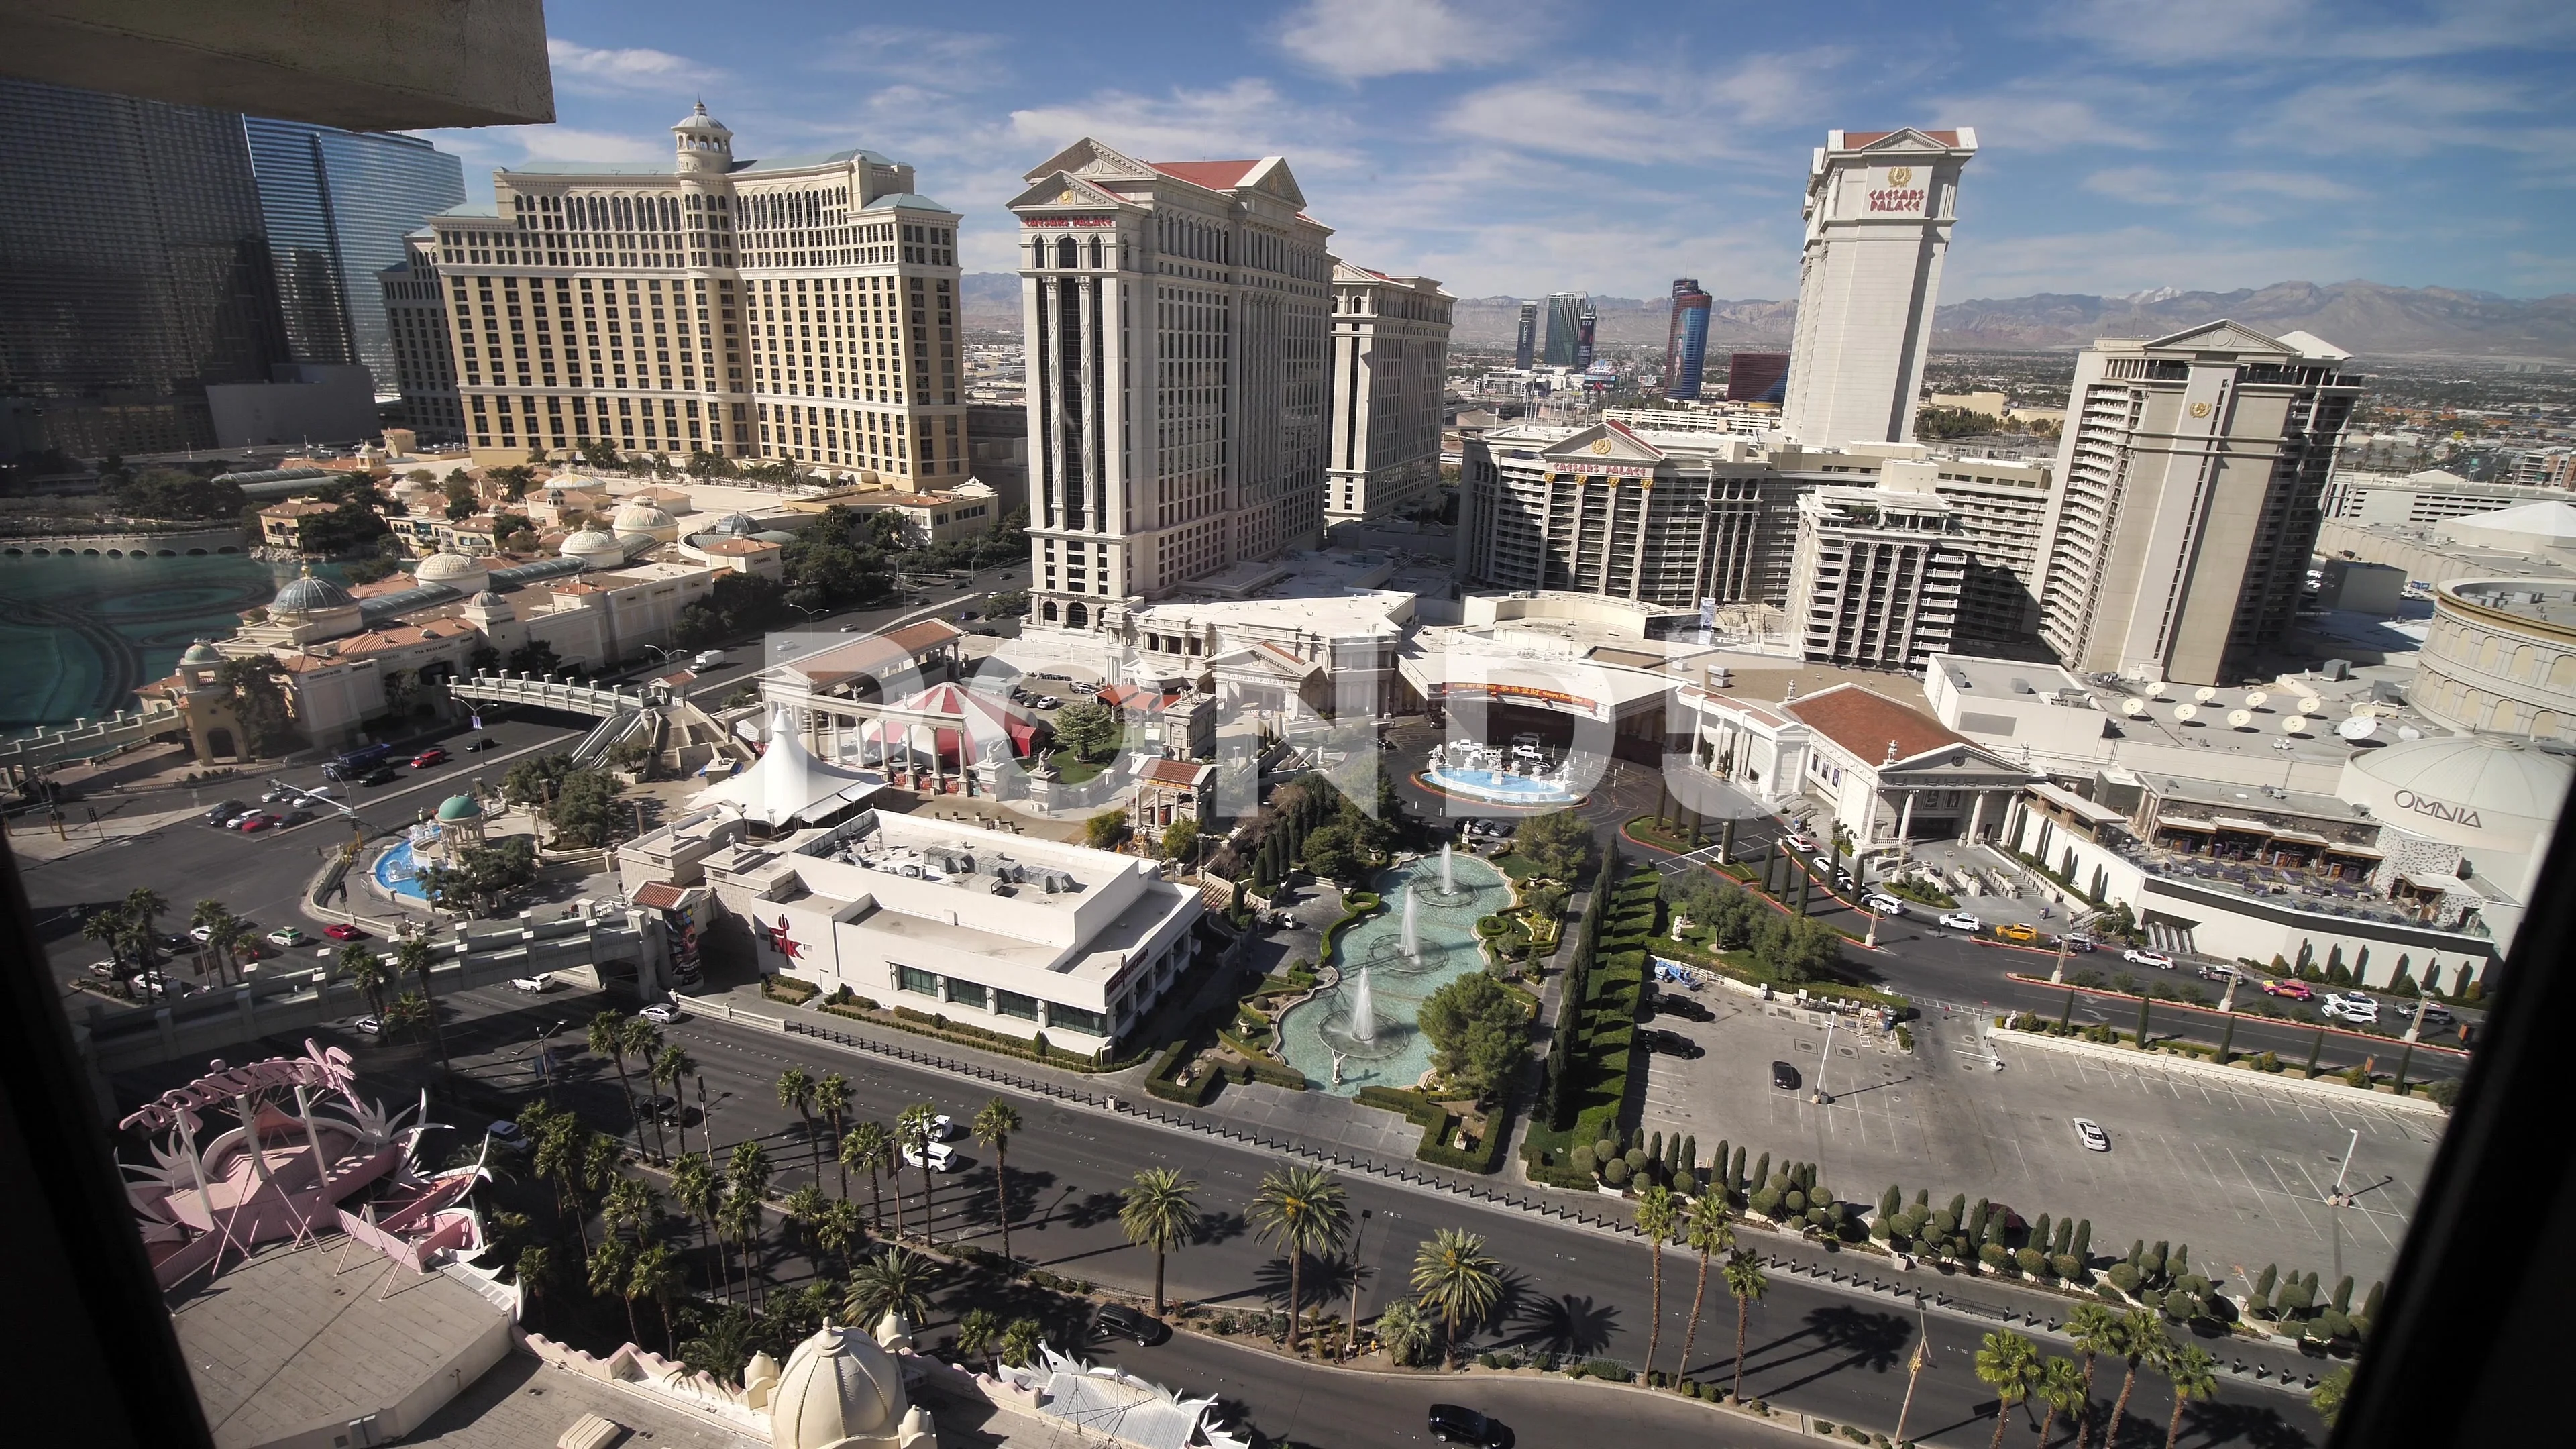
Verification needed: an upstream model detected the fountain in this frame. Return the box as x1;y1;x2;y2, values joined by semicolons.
1418;740;1583;806
1277;851;1515;1095
1400;886;1420;961
1440;841;1455;895
1350;967;1376;1043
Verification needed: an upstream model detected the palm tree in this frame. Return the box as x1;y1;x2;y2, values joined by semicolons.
338;942;389;1017
124;888;166;965
2104;1310;2165;1449
603;1177;662;1246
2310;1364;2353;1429
188;900;233;985
670;1155;724;1303
83;905;135;981
1248;1164;1350;1351
2157;1342;2216;1449
590;1236;639;1344
844;1122;893;1235
2064;1301;2122;1449
777;1067;818;1181
529;1115;590;1259
1371;1297;1434;1367
956;1306;1003;1370
678;1305;757;1385
784;1184;828;1258
394;934;450;1072
382;990;433;1050
814;1198;867;1276
591;1010;645;1144
1678;1191;1734;1379
971;1097;1024;1266
815;1073;852;1198
896;1103;938;1243
998;1316;1044;1368
1976;1330;2043;1449
1721;1248;1768;1401
220;918;264;996
719;1189;764;1314
650;1044;696;1157
619;1017;667;1157
1409;1227;1503;1367
1118;1168;1201;1313
845;1246;938;1330
628;1243;682;1353
1633;1184;1680;1381
2037;1356;2089;1449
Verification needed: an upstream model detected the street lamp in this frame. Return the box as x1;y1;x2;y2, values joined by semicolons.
1810;1017;1836;1104
2326;1126;2361;1206
1346;1206;1373;1360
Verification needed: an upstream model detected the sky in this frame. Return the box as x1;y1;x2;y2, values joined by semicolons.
425;0;2576;303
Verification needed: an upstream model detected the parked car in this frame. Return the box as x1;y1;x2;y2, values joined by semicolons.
1998;922;2041;943
2123;948;2176;970
411;747;449;768
281;808;317;826
1093;1303;1168;1346
641;1001;684;1025
1646;1029;1705;1059
1862;893;1907;916
2059;932;2098;953
262;784;295;803
465;735;500;751
359;765;398;786
266;926;309;948
509;973;557;994
1771;1060;1800;1091
203;800;249;826
692;649;728;668
902;1140;960;1173
1426;1404;1513;1448
2417;1003;2456;1028
323;924;368;942
2262;979;2315;1000
237;812;281;833
1654;995;1713;1022
1938;912;1982;932
187;924;218;944
2072;1118;2111;1152
2322;992;2381;1024
639;1094;684;1125
353;1016;383;1036
1782;832;1818;853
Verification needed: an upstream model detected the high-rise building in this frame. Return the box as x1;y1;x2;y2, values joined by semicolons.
241;118;464;393
1876;455;2055;644
425;104;967;472
1009;138;1332;630
1780;127;1976;447
1574;304;1598;372
1326;262;1454;525
1664;278;1713;401
1542;291;1587;367
0;78;290;456
1725;351;1790;405
377;229;460;437
1513;302;1537;369
2035;322;2361;685
1788;486;1966;668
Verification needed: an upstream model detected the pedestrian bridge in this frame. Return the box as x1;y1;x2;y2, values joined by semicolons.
446;671;667;720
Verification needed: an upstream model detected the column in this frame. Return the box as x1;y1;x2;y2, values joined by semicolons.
1967;791;1988;843
1896;790;1916;843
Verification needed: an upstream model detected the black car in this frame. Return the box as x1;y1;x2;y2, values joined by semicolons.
1427;1404;1513;1448
359;765;398;786
203;799;249;826
1655;995;1713;1022
1646;1030;1705;1059
1093;1303;1167;1346
1772;1060;1801;1091
465;735;500;751
282;808;317;826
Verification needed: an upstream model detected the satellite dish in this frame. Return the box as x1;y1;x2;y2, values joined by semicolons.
2245;690;2269;709
2337;715;2379;741
2298;696;2324;714
2194;686;2219;703
2120;698;2147;717
2281;714;2308;733
2227;709;2254;729
2349;700;2375;717
2146;680;2169;698
2398;725;2423;741
2173;703;2200;722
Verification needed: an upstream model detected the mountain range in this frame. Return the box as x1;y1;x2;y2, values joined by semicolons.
961;275;2576;361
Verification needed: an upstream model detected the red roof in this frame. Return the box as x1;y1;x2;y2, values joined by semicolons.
1841;129;1962;148
1148;160;1260;191
1134;757;1210;788
631;881;690;911
1783;685;1970;765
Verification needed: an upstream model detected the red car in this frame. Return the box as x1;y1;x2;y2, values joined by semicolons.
2262;979;2314;1001
323;924;368;942
411;747;449;767
236;812;280;833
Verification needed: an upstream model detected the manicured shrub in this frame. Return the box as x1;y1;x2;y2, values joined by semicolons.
1603;1157;1632;1187
1754;1153;1772;1191
2331;1275;2354;1314
2108;1262;2141;1295
1784;1189;1807;1214
1968;1199;1990;1241
1881;1183;1903;1218
1870;1216;1894;1242
1750;1187;1782;1218
2053;1254;2083;1282
2051;1218;2074;1257
1596;1137;1619;1165
2017;1248;2047;1278
2073;1220;2092;1262
2171;1244;2191;1278
2031;1214;2052;1253
1979;1243;2009;1271
1625;1148;1652;1177
1571;1145;1598;1175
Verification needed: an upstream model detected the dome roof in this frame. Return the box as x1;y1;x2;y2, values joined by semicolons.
272;568;354;614
710;512;761;537
612;502;676;531
2339;732;2574;847
415;551;486;583
768;1322;908;1449
470;590;508;607
560;528;624;565
435;794;483;822
672;101;731;136
180;639;224;666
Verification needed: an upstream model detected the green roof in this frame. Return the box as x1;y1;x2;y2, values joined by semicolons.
435;794;484;822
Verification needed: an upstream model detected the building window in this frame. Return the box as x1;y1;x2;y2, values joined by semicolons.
896;965;941;998
945;979;991;1012
994;989;1042;1022
1049;1002;1109;1036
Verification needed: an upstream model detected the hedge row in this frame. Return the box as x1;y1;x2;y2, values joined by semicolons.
1355;1085;1513;1174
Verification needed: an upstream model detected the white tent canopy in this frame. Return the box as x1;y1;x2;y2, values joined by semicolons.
691;705;885;826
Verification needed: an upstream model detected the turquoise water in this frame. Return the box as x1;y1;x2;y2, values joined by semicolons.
0;553;317;730
374;839;433;902
1278;853;1515;1097
1421;767;1582;804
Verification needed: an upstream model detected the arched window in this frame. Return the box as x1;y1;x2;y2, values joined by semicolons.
1056;236;1078;269
1040;600;1059;623
1087;236;1103;269
2551;655;2576;690
2477;635;2502;671
1066;601;1089;629
2512;645;2537;681
2491;698;2521;732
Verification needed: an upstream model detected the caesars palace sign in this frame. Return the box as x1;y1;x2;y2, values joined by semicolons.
1868;166;1926;215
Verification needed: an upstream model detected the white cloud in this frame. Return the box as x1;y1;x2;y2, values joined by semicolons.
513;125;669;164
1945;225;2365;299
1008;79;1365;172
2043;0;2576;65
1438;50;1841;164
546;38;718;96
1923;82;2159;154
812;26;1010;79
1275;0;1536;81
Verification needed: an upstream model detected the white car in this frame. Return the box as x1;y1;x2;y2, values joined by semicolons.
1862;893;1907;917
508;973;558;994
1938;912;1982;932
353;1015;383;1036
926;1112;961;1142
2123;948;2176;970
1783;832;1819;854
266;926;309;948
640;1002;684;1025
2323;993;2381;1024
902;1141;961;1173
2072;1118;2112;1152
188;924;217;944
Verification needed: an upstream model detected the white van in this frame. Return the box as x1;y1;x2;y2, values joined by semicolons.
692;649;727;668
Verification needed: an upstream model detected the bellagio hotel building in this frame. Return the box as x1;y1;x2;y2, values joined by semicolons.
425;104;969;483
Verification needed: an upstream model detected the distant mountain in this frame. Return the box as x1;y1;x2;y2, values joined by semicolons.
960;276;2576;360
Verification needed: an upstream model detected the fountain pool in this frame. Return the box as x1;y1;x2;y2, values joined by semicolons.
372;838;434;903
1279;851;1515;1096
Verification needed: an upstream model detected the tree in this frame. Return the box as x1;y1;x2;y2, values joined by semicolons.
1678;1191;1734;1378
629;1243;682;1352
1051;698;1120;763
590;1010;647;1146
813;1197;867;1277
2104;1309;2165;1449
669;1155;724;1303
1371;1297;1434;1367
971;1097;1024;1266
718;1188;764;1315
998;1317;1044;1368
956;1307;1003;1370
1721;1248;1768;1401
603;1177;663;1247
1249;1164;1350;1351
1415;971;1529;1101
217;657;298;755
678;1305;757;1385
1975;1331;2042;1449
2037;1356;2088;1449
1410;1226;1503;1366
1634;1185;1680;1380
1514;807;1595;881
381;989;432;1049
1083;810;1129;851
2157;1340;2216;1449
651;1044;696;1159
812;1072;851;1198
2310;1363;2353;1428
339;941;389;1017
896;1103;941;1245
547;768;623;847
777;1066;819;1182
2065;1301;2121;1448
394;934;451;1073
501;751;574;805
1299;822;1363;882
515;1244;554;1328
843;1122;893;1236
845;1246;939;1330
417;837;539;918
506;638;565;676
590;1235;639;1344
1118;1168;1201;1313
1159;816;1201;865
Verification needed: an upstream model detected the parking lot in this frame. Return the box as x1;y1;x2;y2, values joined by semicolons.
1638;986;2438;1292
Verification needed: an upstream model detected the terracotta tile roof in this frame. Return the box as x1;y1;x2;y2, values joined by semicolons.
1134;757;1210;788
258;500;337;517
631;881;690;910
881;618;963;653
1148;160;1260;191
701;539;779;555
349;574;421;599
1783;684;1970;765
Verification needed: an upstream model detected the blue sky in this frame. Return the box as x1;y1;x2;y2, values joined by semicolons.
426;0;2576;301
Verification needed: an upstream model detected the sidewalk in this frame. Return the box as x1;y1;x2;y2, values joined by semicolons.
5;797;205;863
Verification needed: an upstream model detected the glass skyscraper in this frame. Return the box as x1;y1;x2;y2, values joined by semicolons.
0;79;290;457
1542;291;1587;368
241;119;464;397
1664;278;1713;401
